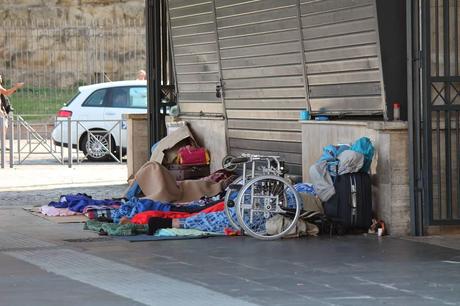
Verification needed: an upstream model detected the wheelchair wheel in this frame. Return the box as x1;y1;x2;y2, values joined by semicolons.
235;175;301;240
224;175;250;230
222;155;237;171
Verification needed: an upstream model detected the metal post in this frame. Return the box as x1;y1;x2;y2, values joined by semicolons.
161;0;168;84
421;0;432;227
60;120;64;164
119;120;122;163
17;115;21;163
407;0;423;236
407;0;415;232
28;129;31;153
1;116;5;169
67;117;72;168
146;0;163;152
443;0;453;220
76;122;79;164
8;115;13;168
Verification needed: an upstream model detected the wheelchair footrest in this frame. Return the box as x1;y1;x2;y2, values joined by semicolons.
228;184;243;191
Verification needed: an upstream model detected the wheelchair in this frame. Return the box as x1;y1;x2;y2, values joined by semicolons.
222;153;301;240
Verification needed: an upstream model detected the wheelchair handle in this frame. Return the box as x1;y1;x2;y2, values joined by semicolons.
231;157;250;164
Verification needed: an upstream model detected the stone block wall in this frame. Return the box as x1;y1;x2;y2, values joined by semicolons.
375;128;411;235
1;0;144;22
126;113;148;179
0;1;146;89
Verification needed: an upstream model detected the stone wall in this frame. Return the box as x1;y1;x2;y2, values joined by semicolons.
0;1;146;88
371;124;410;236
1;0;144;23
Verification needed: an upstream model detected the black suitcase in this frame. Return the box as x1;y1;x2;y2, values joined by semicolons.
324;172;372;232
167;164;210;181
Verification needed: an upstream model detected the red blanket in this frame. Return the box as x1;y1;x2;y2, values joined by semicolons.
131;201;225;224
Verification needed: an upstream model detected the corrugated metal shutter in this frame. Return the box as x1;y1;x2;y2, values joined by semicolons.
168;0;383;174
215;0;306;174
168;0;223;115
300;0;383;114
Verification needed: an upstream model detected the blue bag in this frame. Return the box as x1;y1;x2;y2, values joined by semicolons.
319;144;350;177
350;137;374;173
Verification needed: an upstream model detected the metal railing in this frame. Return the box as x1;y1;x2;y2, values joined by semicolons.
0;115;13;168
1;115;126;168
15;115;63;164
70;119;124;164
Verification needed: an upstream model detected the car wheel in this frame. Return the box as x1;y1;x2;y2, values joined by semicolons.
80;130;115;161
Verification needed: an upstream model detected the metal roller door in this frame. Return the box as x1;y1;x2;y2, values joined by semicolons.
215;0;306;174
300;0;384;114
168;0;223;115
168;0;384;174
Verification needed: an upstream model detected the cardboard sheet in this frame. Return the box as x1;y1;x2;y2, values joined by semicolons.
135;161;223;204
149;125;197;164
23;207;88;223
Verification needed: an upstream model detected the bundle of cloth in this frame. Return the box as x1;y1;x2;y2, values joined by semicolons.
113;161;236;235
41;163;232;221
309;137;374;202
133;161;225;203
44;146;325;238
42;193;121;218
80;181;320;237
130;182;320;236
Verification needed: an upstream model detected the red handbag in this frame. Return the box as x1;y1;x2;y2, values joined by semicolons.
177;145;210;165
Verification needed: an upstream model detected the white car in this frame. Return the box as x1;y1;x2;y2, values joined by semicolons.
52;80;147;161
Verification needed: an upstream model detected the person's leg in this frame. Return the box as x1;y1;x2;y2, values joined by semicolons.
176;210;232;233
172;219;180;228
147;217;172;235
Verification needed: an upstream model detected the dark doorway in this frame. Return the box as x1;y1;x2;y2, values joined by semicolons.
410;0;460;234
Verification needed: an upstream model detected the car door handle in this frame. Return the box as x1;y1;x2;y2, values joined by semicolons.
105;112;116;116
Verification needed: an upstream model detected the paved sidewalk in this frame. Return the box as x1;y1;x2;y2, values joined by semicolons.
0;163;128;190
1;207;460;306
1;162;460;305
0;163;128;206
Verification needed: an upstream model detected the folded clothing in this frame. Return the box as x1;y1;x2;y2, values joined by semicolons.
111;198;171;224
40;205;80;217
48;193;122;213
85;208;118;222
156;228;220;237
132;211;191;224
170;198;222;213
131;201;225;225
84;220;148;236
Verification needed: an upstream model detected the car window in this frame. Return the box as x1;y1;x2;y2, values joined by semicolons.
108;87;130;108
129;87;147;108
82;89;107;107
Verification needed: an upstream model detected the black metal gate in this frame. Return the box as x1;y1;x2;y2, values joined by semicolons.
411;0;460;233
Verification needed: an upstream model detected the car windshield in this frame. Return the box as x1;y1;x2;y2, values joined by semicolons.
65;91;81;106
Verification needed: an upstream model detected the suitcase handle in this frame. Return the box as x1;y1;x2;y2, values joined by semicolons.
350;176;358;225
